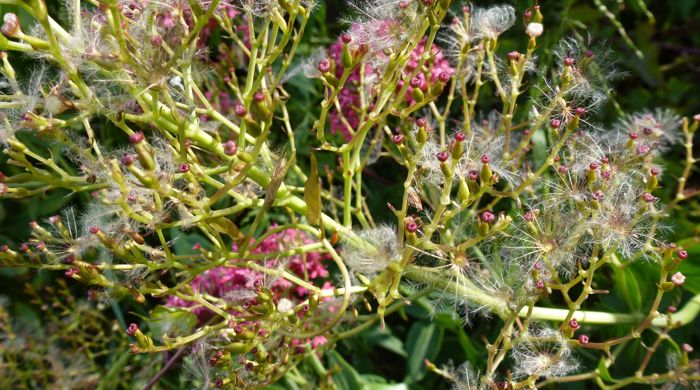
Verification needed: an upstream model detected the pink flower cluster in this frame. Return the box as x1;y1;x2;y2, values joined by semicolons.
167;227;331;320
328;38;454;141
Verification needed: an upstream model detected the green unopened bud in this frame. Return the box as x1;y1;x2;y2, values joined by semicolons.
458;178;470;203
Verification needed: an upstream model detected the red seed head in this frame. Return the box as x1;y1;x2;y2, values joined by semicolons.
454;132;466;142
679;250;688;259
436;151;449;162
589;162;598;170
650;167;660;176
563;57;575;67
253;91;265;102
341;33;352;44
629;132;638;140
178;163;190;173
643;127;653;136
550;119;561;129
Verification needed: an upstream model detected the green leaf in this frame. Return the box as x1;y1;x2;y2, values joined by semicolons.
596;358;617;383
145;306;198;342
304;153;321;225
208;217;243;241
328;350;367;390
613;266;642;311
404;321;444;383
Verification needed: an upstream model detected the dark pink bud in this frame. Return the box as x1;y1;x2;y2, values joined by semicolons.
209;357;219;366
317;58;331;73
575;107;586;117
392;134;404;145
569;319;580;330
129;132;144;144
550;119;561;129
436;151;449;162
642;192;655;203
127;192;138;202
589;162;598;170
650;167;660;176
178;163;190;173
454;132;466;142
480;211;495;224
48;215;61;224
481;154;491;164
405;220;419;233
151;34;162;46
467;170;478;181
29;221;38;229
121;154;135;166
253;91;265;102
19;243;29;252
399;0;410;9
682;344;694;353
524;212;535;222
629;132;638;140
233;103;247;117
667;305;677;313
636;144;651;155
0;244;8;252
438;72;450;83
223;140;238;156
578;334;589;344
592;190;604;200
65;268;78;278
601;157;609;164
584;50;594;58
416;118;427;128
533;261;543;270
409;76;422;89
643;127;653;136
563;57;575;66
89;226;100;234
508;51;520;61
215;378;224;388
536;279;545;289
341;33;352;44
558;165;568;174
679;250;688;259
126;323;139;336
193;242;202;250
35;242;46;251
601;170;612;180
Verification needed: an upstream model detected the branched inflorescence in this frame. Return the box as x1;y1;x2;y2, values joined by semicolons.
0;0;698;389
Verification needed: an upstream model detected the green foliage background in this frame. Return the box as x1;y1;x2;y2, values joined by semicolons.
1;0;700;388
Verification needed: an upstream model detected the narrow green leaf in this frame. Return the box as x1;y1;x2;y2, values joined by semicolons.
304;153;321;225
405;321;444;383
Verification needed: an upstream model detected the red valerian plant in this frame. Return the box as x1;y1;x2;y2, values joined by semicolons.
0;0;699;388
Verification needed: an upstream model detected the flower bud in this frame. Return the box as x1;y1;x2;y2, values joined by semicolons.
671;272;686;286
1;13;21;38
578;334;589;345
317;58;331;74
224;140;238;156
